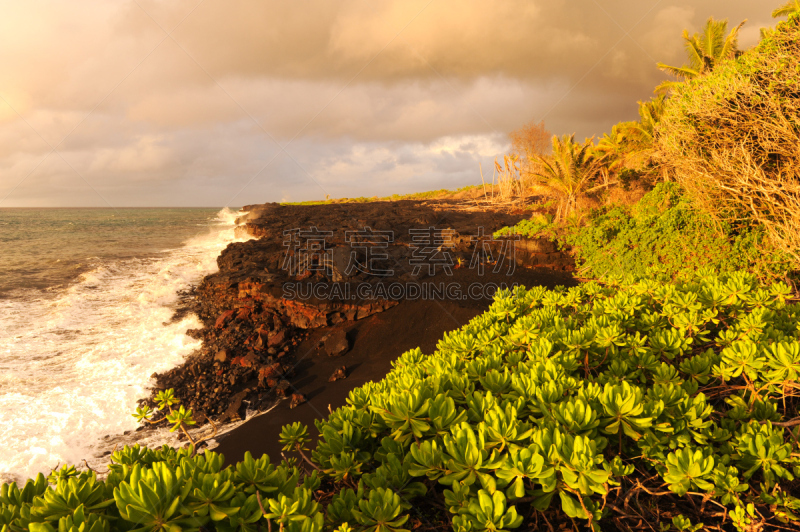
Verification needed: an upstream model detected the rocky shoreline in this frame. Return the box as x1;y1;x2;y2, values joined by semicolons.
138;197;576;454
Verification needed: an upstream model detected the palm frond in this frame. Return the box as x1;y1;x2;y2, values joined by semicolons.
656;62;698;80
702;18;722;61
721;20;746;61
654;79;684;95
683;31;705;71
772;0;800;18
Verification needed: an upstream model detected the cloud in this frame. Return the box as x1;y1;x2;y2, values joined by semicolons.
0;0;780;206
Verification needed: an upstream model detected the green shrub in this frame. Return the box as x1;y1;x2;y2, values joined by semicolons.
4;272;800;530
564;183;792;281
0;445;321;532
493;213;554;240
302;271;800;530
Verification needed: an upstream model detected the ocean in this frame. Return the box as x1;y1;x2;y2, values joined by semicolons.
0;207;247;482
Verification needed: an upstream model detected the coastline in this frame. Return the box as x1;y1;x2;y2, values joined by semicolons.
139;195;576;463
0;208;243;483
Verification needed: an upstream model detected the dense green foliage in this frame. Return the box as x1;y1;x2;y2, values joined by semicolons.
493;214;553;240
0;445;325;532
297;272;800;531
564;183;792;282
4;273;800;531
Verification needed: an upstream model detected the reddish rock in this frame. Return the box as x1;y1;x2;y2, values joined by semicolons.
257;363;282;385
289;393;306;409
328;366;347;382
239;352;259;368
215;310;236;329
268;330;286;347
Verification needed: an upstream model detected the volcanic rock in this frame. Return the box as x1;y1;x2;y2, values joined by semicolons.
215;310;236;328
141;196;576;435
289;393;306;409
322;329;349;357
268;329;286;347
328;366;347;382
221;390;248;422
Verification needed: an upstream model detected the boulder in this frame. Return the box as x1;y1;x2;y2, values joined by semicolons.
220;390;247;422
322;329;349;357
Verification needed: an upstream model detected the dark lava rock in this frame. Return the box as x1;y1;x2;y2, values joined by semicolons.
139;197;575;435
221;390;248;422
322;329;349;357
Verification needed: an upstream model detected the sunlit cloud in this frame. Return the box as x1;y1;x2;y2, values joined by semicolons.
0;0;776;206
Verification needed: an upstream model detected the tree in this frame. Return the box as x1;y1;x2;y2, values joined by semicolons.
509;120;551;161
656;17;746;93
594;123;632;186
532;135;601;220
772;0;800;18
656;16;800;266
508;120;551;182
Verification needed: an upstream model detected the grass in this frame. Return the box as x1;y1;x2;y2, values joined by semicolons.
280;184;483;206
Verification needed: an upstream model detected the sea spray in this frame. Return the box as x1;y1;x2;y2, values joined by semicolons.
0;208;250;482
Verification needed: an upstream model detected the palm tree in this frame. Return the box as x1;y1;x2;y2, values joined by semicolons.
772;0;800;18
656;17;746;93
532;135;601;220
622;96;666;157
594;123;632;186
593;96;666;182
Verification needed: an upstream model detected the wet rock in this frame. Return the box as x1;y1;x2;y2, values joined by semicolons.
323;329;349;356
328;366;347;382
221;390;248;422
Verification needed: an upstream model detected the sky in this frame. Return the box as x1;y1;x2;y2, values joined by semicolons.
0;1;778;207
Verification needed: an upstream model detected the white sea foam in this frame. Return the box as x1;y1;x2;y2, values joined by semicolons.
0;208;249;482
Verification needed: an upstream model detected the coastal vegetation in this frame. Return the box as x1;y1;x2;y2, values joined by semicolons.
3;272;799;531
3;3;800;532
498;9;800;286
